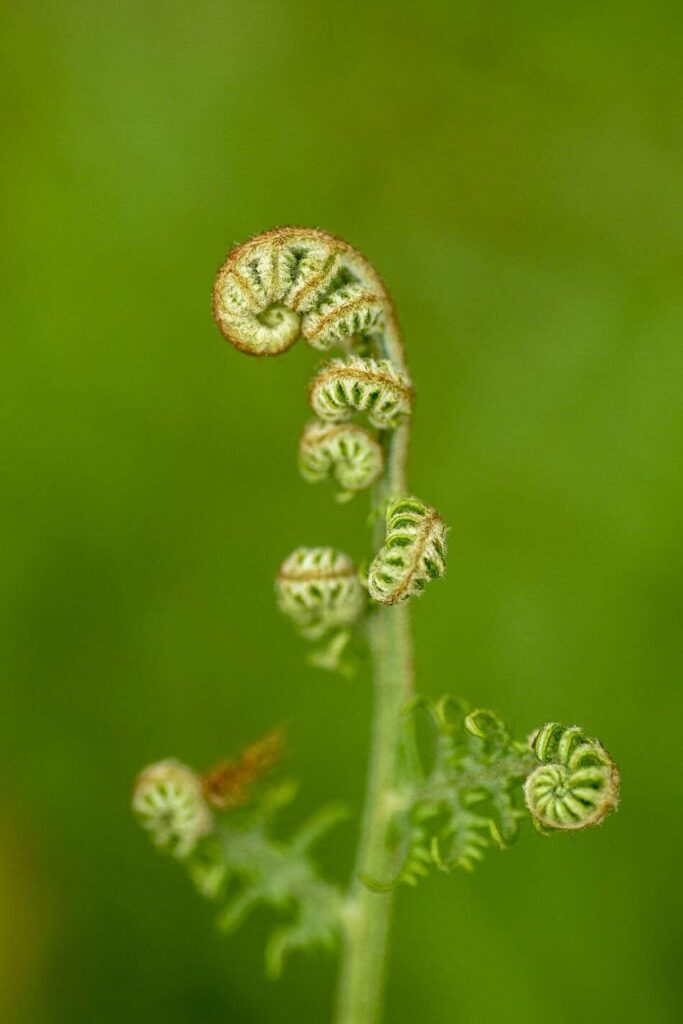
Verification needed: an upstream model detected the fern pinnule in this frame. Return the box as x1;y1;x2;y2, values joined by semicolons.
308;357;412;430
299;420;383;499
367;497;447;605
276;547;364;639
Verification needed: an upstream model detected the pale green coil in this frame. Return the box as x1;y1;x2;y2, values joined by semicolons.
367;497;447;605
524;723;619;831
308;357;412;430
132;759;213;859
276;547;365;639
299;420;383;497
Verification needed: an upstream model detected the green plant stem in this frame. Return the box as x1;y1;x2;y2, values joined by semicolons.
334;415;413;1024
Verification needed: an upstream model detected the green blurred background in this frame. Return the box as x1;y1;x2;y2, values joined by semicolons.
2;2;682;1021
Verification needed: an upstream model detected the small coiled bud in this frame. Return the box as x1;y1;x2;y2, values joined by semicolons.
368;497;447;605
299;420;384;499
524;723;620;831
212;227;397;356
308;357;412;430
132;759;213;859
276;547;365;638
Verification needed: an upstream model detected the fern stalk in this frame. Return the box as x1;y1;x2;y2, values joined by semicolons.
335;418;413;1024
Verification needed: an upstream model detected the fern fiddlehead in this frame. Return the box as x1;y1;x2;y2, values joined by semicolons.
133;226;619;1024
276;547;365;640
212;227;437;1024
132;759;213;859
308;357;413;429
368;497;448;604
212;227;405;359
362;700;619;891
299;420;384;499
524;723;620;831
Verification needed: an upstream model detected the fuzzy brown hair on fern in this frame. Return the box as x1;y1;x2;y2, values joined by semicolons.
368;497;448;605
212;227;404;358
308;357;413;429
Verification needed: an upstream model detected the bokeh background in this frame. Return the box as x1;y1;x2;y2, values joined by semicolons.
2;2;682;1022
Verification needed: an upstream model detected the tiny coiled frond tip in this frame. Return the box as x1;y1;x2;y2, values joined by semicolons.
367;497;447;605
299;420;383;499
132;759;213;859
276;546;365;639
524;723;619;831
309;356;412;430
212;227;398;357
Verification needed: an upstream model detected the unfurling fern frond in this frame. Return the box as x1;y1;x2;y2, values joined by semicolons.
134;740;346;978
524;723;620;831
426;706;531;871
299;420;383;500
203;226;623;1006
362;700;620;891
212;227;401;357
275;547;365;640
308;357;412;429
367;497;447;605
132;760;213;859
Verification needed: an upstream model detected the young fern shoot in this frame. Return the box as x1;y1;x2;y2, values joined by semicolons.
132;227;620;1024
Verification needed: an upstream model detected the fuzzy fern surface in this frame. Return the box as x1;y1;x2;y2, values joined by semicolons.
275;547;365;640
367;497;448;605
309;357;412;429
299;420;384;500
212;228;403;357
132;226;620;1024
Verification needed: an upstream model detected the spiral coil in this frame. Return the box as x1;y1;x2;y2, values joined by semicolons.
524;723;619;831
276;547;365;639
132;759;213;859
299;420;384;498
212;227;400;357
367;497;447;605
308;357;412;430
